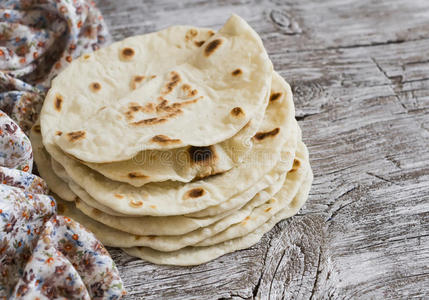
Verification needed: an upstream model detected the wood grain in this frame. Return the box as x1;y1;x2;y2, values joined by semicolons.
95;0;429;298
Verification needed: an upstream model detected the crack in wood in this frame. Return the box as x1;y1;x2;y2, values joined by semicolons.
295;112;319;121
371;57;408;111
385;155;402;170
268;249;287;297
309;249;322;300
276;37;429;55
366;171;402;186
326;186;360;222
252;235;273;298
352;233;429;252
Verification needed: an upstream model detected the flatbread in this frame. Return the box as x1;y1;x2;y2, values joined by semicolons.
122;170;313;266
195;142;309;246
30;129;75;202
32;128;292;236
33;73;297;216
41;15;272;163
71;162;287;238
58;142;309;253
57;165;312;265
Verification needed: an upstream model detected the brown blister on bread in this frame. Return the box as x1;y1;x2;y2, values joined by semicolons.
156;97;199;112
129;199;143;207
183;188;205;199
264;207;272;212
161;71;181;95
54;94;63;112
114;194;124;199
253;128;280;141
66;131;86;142
291;158;301;172
128;172;148;179
180;84;199;98
131;117;167;126
151;135;181;145
188;146;216;165
129;97;200;126
56;131;63;136
241;216;251;225
269;92;282;102
130;75;145;90
232;69;242;76
185;28;198;41
204;39;223;57
181;84;191;91
230;107;245;117
124;102;156;120
194;40;205;47
92;208;102;215
126;75;202;126
90;82;101;92
121;47;135;60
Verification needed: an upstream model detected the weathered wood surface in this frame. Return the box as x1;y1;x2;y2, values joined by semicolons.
94;0;429;298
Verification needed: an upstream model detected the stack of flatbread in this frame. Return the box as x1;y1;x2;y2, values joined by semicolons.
30;15;313;266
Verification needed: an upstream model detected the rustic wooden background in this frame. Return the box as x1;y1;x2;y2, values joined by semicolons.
94;0;429;298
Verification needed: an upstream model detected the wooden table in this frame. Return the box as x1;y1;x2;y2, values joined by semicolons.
95;0;429;298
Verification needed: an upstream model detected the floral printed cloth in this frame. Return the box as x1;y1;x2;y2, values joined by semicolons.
0;0;110;133
0;1;126;299
0;112;125;299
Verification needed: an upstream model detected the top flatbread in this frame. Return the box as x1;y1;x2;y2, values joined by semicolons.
41;15;272;163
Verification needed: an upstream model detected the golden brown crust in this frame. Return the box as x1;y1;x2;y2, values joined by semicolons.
151;135;181;145
232;69;242;76
183;188;205;199
66;131;86;142
129;199;143;207
128;172;148;179
161;71;181;95
230;107;245;117
194;40;205;47
188;146;216;165
54;94;63;112
253;128;280;141
269;92;282;102
121;47;135;60
90;82;101;92
204;39;223;56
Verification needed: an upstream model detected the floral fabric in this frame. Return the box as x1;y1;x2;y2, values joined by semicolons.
0;111;33;172
0;113;125;299
0;0;110;133
0;0;126;299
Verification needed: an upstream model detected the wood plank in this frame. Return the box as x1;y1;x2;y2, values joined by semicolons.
93;0;429;298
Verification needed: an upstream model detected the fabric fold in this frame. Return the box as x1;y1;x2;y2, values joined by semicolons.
0;1;125;298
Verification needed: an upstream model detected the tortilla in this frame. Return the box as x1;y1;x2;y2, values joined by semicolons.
41;15;272;163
